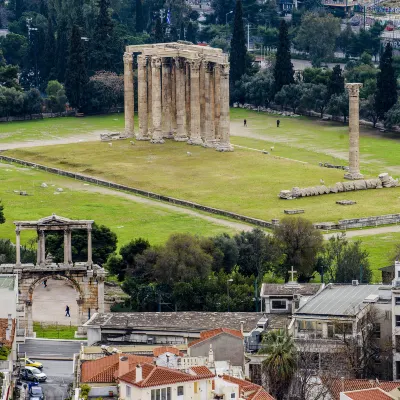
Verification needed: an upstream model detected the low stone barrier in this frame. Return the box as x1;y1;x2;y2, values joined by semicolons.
100;132;129;141
279;173;399;199
319;162;349;171
284;209;305;214
314;214;400;230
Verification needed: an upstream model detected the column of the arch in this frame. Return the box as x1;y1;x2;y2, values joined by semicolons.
64;230;69;265
36;233;40;265
26;304;33;337
15;229;21;266
67;230;72;264
185;62;191;138
147;57;153;137
137;55;150;140
39;230;45;266
171;59;177;136
87;227;92;267
123;52;135;137
162;58;173;139
175;58;188;142
216;64;233;152
97;273;105;313
214;64;221;142
203;62;216;148
151;57;164;144
188;59;203;146
199;60;206;141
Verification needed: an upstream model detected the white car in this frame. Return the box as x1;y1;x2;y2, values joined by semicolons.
20;366;47;382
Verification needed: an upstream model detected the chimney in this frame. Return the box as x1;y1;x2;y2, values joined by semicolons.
7;314;12;330
240;321;244;334
5;328;10;341
119;356;130;377
136;364;143;383
208;344;214;364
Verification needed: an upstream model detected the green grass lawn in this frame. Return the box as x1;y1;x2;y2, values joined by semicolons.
0;114;125;143
33;322;81;340
0;162;237;247
7;138;400;223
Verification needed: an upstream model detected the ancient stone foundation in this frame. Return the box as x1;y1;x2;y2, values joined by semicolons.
124;42;233;151
279;173;398;199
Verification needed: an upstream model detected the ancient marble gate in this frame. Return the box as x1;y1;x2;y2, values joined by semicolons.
0;214;105;337
124;42;233;151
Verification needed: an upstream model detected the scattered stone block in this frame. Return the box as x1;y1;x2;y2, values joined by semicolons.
41;183;48;188
284;209;305;214
354;180;367;190
279;190;293;200
19;191;27;196
57;188;63;192
336;200;357;205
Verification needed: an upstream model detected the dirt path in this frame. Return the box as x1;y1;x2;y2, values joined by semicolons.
324;225;400;239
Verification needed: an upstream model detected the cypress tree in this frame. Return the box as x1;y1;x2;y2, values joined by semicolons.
91;0;114;71
15;0;24;19
136;0;143;33
186;22;196;44
180;22;185;40
375;43;398;120
328;64;344;97
154;17;164;43
56;17;69;82
0;201;5;224
273;20;294;94
229;0;247;85
65;24;88;111
43;17;56;82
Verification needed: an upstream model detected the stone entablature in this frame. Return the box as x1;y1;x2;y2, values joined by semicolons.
124;42;233;152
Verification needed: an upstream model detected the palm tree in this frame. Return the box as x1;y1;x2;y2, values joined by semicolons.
258;329;297;400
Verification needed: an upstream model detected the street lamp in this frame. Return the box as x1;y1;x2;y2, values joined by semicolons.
227;278;233;312
226;10;233;25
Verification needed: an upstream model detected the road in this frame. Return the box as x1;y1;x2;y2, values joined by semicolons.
19;339;84;359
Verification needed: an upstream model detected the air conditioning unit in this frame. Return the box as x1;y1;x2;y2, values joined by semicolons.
293;294;301;301
352;280;359;286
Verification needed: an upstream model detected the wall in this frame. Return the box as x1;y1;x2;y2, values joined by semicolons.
88;384;117;398
189;334;244;367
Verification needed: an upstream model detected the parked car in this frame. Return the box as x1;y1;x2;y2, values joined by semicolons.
29;385;45;400
20;367;47;382
21;358;43;370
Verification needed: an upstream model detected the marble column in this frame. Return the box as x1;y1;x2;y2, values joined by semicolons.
216;64;233;152
147;57;153;137
87;227;92;267
64;229;69;265
344;83;364;180
175;58;188;141
185;62;191;137
123;53;135;137
39;230;45;266
67;230;72;264
188;59;203;146
171;60;177;136
151;57;164;144
137;55;150;140
203;62;216;148
214;64;221;142
36;233;40;266
199;60;206;141
15;229;21;266
26;304;33;338
162;58;173;139
97;275;105;313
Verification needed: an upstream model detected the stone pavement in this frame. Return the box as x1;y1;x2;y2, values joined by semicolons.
32;278;78;325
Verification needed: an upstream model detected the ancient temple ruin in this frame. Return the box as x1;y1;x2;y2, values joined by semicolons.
123;42;233;151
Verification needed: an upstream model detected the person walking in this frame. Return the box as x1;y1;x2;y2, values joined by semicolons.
43;279;47;288
65;305;70;317
277;119;280;128
244;119;247;127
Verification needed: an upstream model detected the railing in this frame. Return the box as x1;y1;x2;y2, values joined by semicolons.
176;357;207;369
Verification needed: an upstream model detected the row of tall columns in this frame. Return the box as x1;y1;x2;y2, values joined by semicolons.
128;52;232;151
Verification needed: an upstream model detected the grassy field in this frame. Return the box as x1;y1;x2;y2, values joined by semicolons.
0;162;237;247
33;322;81;340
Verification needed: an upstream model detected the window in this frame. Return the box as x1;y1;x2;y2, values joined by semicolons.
194;382;198;394
126;386;131;398
396;298;400;305
373;323;381;339
396;315;400;327
231;393;236;398
177;386;184;396
151;388;171;400
271;300;287;310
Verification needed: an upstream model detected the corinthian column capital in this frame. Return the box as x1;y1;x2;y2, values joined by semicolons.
123;52;133;65
137;55;147;68
151;56;162;69
220;63;230;77
345;83;363;98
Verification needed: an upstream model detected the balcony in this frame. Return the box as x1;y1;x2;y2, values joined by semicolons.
16;303;25;318
16;328;26;344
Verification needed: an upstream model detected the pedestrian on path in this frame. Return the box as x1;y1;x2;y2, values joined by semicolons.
65;305;70;317
43;279;47;288
244;119;247;127
277;119;280;128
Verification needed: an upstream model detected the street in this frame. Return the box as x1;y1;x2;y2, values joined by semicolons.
19;339;85;359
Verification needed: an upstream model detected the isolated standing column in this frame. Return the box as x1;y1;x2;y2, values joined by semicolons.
123;53;135;137
175;58;188;141
137;55;150;140
344;83;364;180
203;62;216;147
188;59;203;146
151;57;164;144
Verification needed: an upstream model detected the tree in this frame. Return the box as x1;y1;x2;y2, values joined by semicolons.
15;0;24;19
259;330;297;400
91;0;114;71
360;95;379;128
135;0;143;33
273;20;294;94
65;24;88;111
328;65;344;97
337;24;354;58
118;238;150;281
43;17;56;81
0;200;5;224
23;88;42;118
384;102;400;128
375;43;398;120
0;64;20;89
55;17;69;82
295;12;340;67
274;84;303;113
154;17;164;43
0;239;35;264
45;80;67;114
88;71;124;111
327;92;349;123
0;33;28;66
0;87;24;120
300;83;329;118
211;0;235;24
274;217;323;281
229;0;247;85
186;21;196;44
302;67;331;85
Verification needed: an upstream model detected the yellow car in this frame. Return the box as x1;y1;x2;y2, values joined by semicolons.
22;358;43;370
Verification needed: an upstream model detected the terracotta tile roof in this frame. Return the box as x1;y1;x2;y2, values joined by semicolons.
326;378;400;400
221;375;275;400
0;318;15;348
153;346;184;357
344;388;395;400
81;353;154;383
188;328;243;347
189;366;215;378
119;363;211;388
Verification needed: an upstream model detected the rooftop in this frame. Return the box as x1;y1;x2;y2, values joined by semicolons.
221;375;275;400
0;275;17;291
84;312;268;333
343;388;394;400
295;284;381;317
153;346;184;357
260;283;321;297
188;328;243;348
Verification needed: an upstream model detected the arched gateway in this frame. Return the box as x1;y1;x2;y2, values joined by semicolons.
0;214;105;337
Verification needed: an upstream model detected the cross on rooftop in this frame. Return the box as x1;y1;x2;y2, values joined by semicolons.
289;266;297;282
